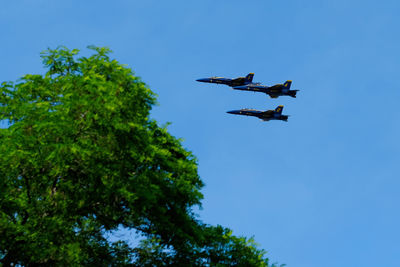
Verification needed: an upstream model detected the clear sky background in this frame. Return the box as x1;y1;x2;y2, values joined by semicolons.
1;1;400;266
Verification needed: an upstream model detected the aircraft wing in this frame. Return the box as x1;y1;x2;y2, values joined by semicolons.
262;110;274;115
268;94;279;98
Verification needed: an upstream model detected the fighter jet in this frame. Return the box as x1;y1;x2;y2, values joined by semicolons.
196;73;255;87
227;105;289;122
233;80;299;98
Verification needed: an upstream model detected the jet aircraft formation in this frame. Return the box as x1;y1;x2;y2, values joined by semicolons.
196;73;299;122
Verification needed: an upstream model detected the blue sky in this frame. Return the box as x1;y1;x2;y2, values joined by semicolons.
2;1;400;266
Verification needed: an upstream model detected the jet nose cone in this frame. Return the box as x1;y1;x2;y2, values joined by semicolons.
227;110;240;115
196;78;210;83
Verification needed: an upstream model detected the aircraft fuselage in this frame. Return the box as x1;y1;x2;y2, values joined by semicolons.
196;73;255;87
233;81;298;98
227;108;289;122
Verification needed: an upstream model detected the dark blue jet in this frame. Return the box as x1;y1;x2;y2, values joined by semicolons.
233;80;299;98
196;73;255;87
227;105;289;122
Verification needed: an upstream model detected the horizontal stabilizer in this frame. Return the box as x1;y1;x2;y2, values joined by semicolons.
288;90;298;98
280;115;289;121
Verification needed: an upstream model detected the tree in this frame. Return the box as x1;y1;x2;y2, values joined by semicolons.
0;46;282;266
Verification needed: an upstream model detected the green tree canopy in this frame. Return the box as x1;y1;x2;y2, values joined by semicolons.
0;46;282;266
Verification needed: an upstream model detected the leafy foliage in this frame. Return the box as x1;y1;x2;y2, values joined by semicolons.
0;46;281;266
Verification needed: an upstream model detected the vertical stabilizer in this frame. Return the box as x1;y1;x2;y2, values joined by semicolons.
245;73;254;83
283;80;292;89
275;105;284;114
